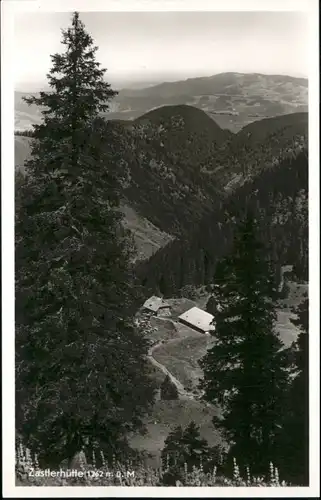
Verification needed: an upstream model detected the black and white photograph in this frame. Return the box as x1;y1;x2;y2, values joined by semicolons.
1;0;319;496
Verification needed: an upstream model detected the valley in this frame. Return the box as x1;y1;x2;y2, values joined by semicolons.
129;278;307;467
15;72;309;477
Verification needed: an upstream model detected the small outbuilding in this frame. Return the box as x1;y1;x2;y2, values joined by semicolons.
178;306;215;334
142;296;172;317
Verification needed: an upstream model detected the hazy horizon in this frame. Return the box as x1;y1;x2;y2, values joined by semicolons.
14;11;309;92
15;70;308;93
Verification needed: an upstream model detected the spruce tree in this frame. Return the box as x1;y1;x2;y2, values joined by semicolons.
15;12;154;467
200;213;292;476
161;425;184;469
160;375;179;400
181;421;209;470
161;422;210;472
279;299;309;484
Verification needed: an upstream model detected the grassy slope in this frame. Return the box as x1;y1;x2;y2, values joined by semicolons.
152;331;212;391
130;296;221;466
151;283;308;392
131;281;308;464
120;204;173;261
128;399;220;468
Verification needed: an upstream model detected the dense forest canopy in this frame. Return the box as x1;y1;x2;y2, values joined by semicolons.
137;149;308;297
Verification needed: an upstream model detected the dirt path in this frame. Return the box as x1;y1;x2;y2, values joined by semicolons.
143;312;219;414
147;315;204;401
147;340;194;399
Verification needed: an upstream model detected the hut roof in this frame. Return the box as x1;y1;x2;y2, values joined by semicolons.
143;296;171;312
178;306;215;333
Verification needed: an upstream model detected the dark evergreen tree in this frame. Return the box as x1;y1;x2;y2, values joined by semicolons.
15;12;154;467
181;421;209;470
279;299;309;485
161;425;184;469
160;375;179;400
161;421;211;474
200;213;292;476
206;291;219;315
15;129;35;137
161;421;212;473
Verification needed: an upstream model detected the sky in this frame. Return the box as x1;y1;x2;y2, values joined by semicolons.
13;11;309;90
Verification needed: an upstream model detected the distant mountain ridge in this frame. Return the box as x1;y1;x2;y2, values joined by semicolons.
15;72;308;133
119;72;308;98
109;72;308;131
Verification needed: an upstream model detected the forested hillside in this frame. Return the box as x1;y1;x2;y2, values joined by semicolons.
112;108;307;236
121;105;230;235
137;149;308;296
15;108;308;242
222;113;308;187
